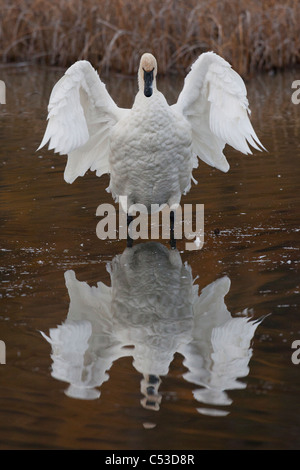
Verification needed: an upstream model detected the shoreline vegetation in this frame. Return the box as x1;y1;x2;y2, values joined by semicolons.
0;0;299;77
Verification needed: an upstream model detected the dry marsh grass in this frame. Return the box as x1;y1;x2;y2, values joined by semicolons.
0;0;299;76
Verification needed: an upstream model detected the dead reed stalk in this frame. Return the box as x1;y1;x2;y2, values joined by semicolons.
0;0;299;76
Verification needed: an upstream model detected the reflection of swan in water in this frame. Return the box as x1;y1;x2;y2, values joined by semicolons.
178;279;261;416
41;242;263;416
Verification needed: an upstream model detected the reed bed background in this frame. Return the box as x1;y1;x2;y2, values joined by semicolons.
0;0;299;77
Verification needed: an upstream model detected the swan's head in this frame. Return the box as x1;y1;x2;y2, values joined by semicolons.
138;53;157;98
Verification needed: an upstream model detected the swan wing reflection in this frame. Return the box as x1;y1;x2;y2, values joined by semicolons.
179;277;262;415
41;271;123;400
41;242;263;415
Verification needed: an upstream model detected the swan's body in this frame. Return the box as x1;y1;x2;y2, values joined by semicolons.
109;92;192;210
39;52;264;212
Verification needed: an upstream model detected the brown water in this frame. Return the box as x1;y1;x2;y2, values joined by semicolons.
0;65;299;450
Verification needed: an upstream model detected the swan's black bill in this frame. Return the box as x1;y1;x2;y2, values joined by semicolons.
144;69;154;97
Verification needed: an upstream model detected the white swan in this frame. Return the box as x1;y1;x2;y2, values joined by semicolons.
41;242;264;414
38;52;265;212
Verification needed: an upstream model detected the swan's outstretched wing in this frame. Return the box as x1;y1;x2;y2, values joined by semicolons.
38;60;129;183
172;52;265;173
